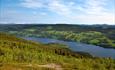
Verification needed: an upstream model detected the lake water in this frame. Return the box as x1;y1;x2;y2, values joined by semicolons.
23;37;115;58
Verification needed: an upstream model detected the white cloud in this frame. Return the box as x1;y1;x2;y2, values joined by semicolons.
73;0;109;14
21;0;45;9
68;1;75;6
48;0;71;15
84;0;108;14
0;9;46;23
3;0;114;24
21;0;71;15
21;0;110;15
71;0;115;24
73;13;114;24
40;12;47;15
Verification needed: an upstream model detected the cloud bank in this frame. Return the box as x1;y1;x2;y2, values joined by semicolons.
0;0;115;24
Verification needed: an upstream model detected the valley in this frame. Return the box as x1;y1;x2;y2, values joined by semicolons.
0;24;115;70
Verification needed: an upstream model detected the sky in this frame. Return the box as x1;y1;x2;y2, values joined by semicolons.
0;0;115;25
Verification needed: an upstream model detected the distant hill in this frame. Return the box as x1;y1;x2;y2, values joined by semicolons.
0;24;114;48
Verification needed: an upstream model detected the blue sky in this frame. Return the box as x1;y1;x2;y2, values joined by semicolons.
0;0;115;25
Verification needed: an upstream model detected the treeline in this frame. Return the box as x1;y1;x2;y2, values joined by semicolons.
0;24;115;39
40;31;115;48
0;24;115;48
9;30;115;48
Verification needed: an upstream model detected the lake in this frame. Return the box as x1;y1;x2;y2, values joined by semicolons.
23;37;115;58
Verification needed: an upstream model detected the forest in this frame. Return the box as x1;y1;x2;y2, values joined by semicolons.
0;24;115;48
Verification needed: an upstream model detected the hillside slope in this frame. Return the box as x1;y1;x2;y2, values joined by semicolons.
0;32;115;70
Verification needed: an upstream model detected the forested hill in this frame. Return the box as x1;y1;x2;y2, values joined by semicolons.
0;24;115;39
0;24;115;31
0;24;115;48
0;32;115;70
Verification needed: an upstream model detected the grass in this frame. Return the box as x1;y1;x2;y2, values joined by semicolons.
0;32;115;70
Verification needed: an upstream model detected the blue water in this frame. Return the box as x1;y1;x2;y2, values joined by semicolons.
24;37;115;58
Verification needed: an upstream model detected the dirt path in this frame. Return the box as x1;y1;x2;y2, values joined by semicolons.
25;63;63;70
37;63;62;70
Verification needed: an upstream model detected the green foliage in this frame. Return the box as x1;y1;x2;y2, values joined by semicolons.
1;24;115;48
0;25;115;70
0;33;115;70
31;30;114;48
89;39;100;45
